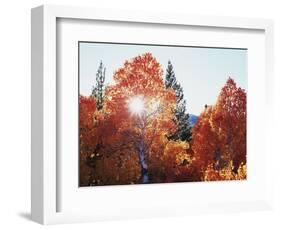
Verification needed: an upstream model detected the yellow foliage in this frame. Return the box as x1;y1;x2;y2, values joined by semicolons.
204;161;247;181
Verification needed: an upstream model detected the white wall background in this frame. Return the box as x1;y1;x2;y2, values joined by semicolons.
0;0;280;229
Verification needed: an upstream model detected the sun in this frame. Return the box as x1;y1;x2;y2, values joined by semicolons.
128;95;145;116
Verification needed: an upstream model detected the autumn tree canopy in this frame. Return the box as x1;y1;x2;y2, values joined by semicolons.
103;53;189;183
191;78;247;180
79;54;247;186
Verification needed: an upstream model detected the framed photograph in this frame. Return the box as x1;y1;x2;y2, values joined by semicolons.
31;5;274;225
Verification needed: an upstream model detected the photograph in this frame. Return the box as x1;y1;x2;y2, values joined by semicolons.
79;42;247;187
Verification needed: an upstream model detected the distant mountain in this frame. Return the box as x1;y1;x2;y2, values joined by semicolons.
188;114;198;127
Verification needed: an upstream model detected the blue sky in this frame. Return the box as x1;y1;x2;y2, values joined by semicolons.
79;42;247;115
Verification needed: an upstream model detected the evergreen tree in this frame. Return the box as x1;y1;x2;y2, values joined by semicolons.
91;61;106;110
165;60;192;141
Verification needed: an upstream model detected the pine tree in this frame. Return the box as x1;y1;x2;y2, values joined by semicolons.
165;60;192;141
91;61;106;110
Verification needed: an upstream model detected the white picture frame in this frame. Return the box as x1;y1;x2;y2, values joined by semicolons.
31;5;274;225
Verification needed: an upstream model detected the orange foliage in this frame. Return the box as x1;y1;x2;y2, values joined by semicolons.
204;162;247;181
103;53;188;183
191;78;247;181
79;56;247;185
192;106;219;174
212;78;247;172
79;96;97;186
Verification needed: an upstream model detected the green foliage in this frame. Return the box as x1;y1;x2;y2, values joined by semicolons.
165;60;192;141
91;61;106;110
80;55;247;186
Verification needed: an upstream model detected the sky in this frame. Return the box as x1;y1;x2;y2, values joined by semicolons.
79;42;247;115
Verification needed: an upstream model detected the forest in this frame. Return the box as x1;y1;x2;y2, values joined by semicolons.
79;53;247;186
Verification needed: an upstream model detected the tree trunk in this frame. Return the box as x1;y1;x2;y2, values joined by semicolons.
139;136;149;183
